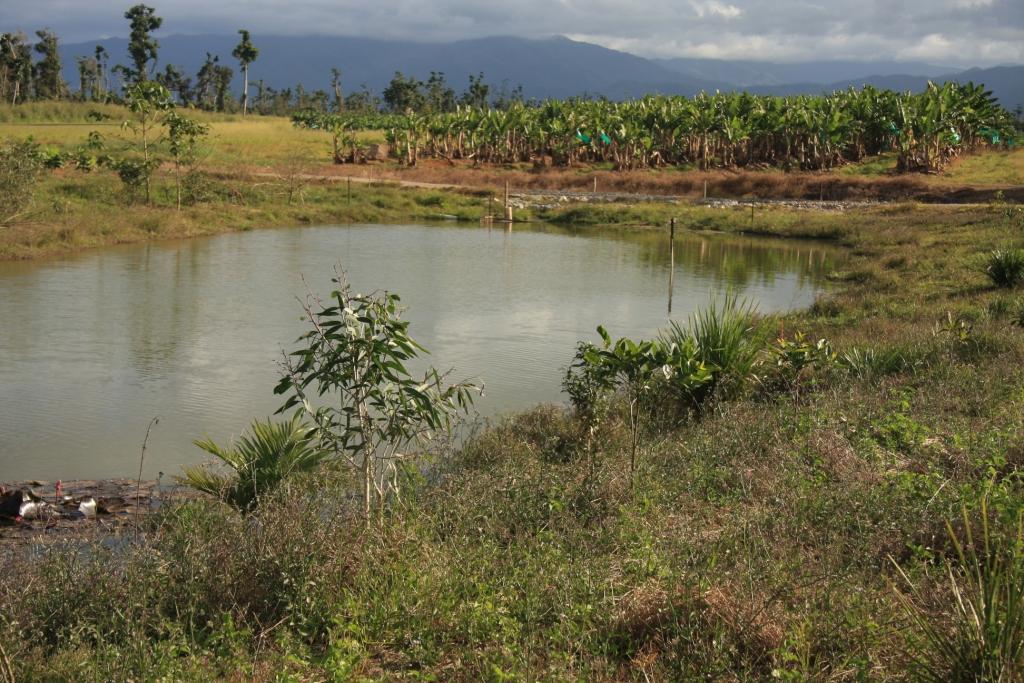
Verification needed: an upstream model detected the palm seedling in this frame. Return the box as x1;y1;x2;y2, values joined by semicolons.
179;414;328;512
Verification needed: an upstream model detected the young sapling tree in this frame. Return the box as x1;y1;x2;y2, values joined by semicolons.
275;269;479;524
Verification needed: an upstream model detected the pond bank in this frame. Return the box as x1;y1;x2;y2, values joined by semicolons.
0;479;195;547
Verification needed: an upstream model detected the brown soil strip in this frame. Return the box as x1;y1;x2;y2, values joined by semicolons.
224;159;1024;204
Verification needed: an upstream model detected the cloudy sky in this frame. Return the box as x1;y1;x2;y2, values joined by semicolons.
5;0;1023;66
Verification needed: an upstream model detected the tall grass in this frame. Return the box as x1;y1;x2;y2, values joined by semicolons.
894;498;1024;682
0;101;127;124
0;101;255;125
840;344;933;379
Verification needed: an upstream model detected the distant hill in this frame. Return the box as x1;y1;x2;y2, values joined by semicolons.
58;34;716;101
652;57;954;87
57;34;1024;109
755;65;1024;111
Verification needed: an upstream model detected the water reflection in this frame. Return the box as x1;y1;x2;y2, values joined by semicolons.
0;222;840;479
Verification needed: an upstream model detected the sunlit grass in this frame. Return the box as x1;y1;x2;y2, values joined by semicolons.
0;170;489;260
941;148;1024;186
841;153;898;177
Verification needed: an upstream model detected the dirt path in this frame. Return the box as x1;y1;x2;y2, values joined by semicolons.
234;167;1013;212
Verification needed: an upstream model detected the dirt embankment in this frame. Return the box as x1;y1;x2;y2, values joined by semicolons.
236;159;1024;204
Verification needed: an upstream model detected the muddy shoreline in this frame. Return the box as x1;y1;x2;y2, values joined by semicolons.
0;478;196;546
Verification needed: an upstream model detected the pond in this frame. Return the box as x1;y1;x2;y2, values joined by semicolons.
0;222;840;479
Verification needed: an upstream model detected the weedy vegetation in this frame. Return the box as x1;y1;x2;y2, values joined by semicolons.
0;138;45;225
893;496;1024;682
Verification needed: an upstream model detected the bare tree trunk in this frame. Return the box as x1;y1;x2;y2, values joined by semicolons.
363;453;371;523
242;64;249;116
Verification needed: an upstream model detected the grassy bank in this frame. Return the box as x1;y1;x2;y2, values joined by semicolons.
0;170;488;260
2;198;1024;680
5;162;1017;262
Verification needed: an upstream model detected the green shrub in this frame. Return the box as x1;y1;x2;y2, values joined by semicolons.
179;414;328;512
109;157;159;204
983;248;1024;288
0;137;45;224
181;170;215;205
763;331;838;392
809;295;844;319
564;325;712;482
414;193;445;207
275;270;478;522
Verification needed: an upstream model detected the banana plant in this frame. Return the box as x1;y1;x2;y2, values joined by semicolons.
291;84;1012;175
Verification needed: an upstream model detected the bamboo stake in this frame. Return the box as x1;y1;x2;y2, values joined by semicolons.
668;218;676;314
134;416;159;540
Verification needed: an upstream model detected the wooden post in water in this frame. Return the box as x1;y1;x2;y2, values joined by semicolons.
704;179;708;199
593;176;598;194
503;181;513;223
668;218;676;314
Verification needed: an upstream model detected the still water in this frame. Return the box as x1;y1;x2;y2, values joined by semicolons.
0;222;838;479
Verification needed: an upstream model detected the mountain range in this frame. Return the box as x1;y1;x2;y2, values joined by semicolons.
57;34;1024;109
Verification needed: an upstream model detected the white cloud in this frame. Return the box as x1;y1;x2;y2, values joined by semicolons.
689;1;743;19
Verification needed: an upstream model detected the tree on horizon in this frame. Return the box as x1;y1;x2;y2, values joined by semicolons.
124;4;162;83
232;29;258;115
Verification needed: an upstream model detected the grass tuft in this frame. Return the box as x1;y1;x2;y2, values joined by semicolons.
893;497;1024;682
983;248;1024;288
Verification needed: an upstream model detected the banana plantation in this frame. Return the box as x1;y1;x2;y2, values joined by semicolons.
293;82;1015;173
